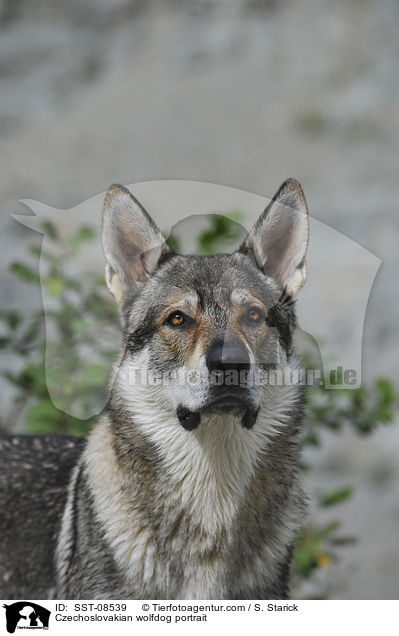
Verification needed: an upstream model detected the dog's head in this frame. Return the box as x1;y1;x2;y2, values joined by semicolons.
102;180;309;431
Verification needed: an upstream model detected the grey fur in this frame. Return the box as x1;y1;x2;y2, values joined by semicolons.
0;179;309;600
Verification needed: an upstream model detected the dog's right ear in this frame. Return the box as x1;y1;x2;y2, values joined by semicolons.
102;184;173;304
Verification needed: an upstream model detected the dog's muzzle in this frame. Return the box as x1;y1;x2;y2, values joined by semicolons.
177;386;259;431
177;337;259;431
176;400;258;431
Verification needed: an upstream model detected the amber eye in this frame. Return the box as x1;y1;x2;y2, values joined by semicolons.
246;306;264;324
166;311;186;327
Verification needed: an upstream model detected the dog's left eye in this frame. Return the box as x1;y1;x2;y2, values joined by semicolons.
246;306;264;324
166;311;187;327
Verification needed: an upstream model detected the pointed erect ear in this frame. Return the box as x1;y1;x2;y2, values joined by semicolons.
102;184;172;304
240;178;309;296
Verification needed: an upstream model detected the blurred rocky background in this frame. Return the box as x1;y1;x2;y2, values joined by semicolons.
0;0;398;599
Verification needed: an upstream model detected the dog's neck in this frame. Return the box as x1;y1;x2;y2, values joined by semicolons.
103;359;302;533
129;409;262;533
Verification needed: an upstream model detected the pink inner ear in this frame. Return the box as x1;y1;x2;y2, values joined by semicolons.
136;265;149;283
119;239;166;288
121;250;147;286
103;185;173;300
262;212;300;283
140;252;153;279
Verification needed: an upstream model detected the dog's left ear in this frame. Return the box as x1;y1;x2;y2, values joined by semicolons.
240;178;309;297
102;184;172;304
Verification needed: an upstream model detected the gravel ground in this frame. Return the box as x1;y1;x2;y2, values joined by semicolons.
0;0;398;599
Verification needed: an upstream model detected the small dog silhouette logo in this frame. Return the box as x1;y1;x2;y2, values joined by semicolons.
2;603;50;633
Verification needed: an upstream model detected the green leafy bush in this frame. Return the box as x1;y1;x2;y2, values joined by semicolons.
0;221;118;435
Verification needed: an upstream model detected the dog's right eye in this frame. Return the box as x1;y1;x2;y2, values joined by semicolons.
165;311;187;327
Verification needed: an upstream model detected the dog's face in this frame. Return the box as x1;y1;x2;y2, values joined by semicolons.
102;180;309;431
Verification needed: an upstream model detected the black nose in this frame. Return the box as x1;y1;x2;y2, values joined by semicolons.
206;337;251;374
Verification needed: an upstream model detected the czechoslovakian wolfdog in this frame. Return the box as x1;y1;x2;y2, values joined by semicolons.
0;178;309;599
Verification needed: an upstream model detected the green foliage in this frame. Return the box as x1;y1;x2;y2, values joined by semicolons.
0;212;398;597
291;360;398;595
294;522;339;579
166;210;244;256
303;378;397;444
0;220;118;435
197;211;244;255
10;262;40;283
318;485;354;507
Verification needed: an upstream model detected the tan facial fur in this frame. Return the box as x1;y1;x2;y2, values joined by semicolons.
156;288;270;371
